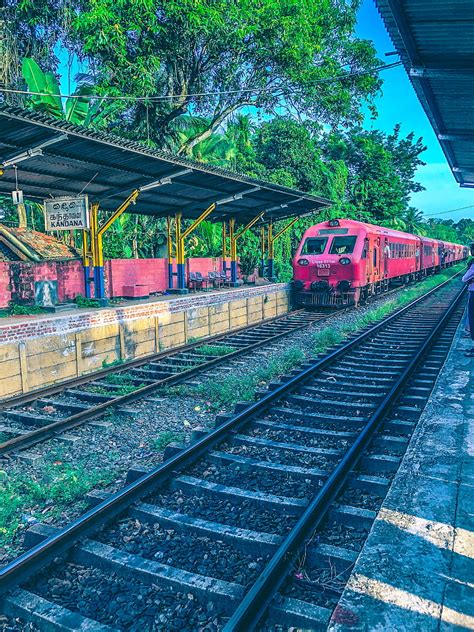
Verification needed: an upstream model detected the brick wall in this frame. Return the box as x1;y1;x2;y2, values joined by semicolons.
105;259;169;297
0;257;232;307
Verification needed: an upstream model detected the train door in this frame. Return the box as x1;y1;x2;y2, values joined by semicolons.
372;237;381;285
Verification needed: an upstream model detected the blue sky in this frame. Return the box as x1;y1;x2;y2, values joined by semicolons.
356;0;473;222
58;1;473;223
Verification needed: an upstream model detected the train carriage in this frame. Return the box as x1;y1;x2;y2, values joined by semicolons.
293;218;466;307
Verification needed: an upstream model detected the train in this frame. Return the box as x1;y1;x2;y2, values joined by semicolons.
292;218;468;307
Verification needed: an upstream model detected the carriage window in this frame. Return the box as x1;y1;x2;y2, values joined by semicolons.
373;248;377;266
329;236;357;255
301;237;328;255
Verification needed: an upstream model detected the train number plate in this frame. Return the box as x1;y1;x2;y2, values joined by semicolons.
317;269;330;276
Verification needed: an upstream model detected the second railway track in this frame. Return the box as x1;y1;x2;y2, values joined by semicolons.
0;273;466;631
0;308;329;457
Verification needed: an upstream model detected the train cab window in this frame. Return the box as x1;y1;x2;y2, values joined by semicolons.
329;236;357;255
301;237;328;255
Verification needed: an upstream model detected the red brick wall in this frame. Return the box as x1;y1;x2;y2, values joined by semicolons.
0;257;236;307
105;258;169;297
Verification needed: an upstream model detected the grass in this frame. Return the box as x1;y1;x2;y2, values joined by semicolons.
8;303;46;316
195;344;236;357
74;295;101;308
152;430;184;451
157;384;190;397
192;346;305;410
311;263;465;356
0;461;114;551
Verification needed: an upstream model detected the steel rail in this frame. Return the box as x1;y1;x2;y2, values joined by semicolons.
0;310;332;456
0;309;313;410
1;269;458;411
0;272;463;595
224;284;466;631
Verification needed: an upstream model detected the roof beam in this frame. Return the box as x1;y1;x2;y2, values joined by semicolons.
410;67;474;80
0;133;68;170
215;187;261;206
438;133;474;142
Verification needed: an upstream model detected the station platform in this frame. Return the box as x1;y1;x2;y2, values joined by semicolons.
0;282;290;400
329;320;474;630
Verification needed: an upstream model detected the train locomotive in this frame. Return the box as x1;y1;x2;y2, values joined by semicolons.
293;219;468;307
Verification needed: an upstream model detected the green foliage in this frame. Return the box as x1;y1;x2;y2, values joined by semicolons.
153;431;184;451
21;57;114;127
312;328;344;354
74;295;101;308
194;345;305;410
0;462;113;549
8;303;45;316
69;0;379;148
195;344;236;357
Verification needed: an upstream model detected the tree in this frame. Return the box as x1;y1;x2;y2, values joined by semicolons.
321;125;426;224
21;58;116;127
70;0;380;150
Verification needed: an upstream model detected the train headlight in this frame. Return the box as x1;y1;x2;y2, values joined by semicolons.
298;258;309;266
329;219;340;227
339;257;351;265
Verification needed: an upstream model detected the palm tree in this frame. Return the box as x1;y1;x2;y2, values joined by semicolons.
403;207;426;235
168;115;238;166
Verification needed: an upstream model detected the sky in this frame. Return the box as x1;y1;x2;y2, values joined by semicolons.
57;0;473;223
356;0;473;223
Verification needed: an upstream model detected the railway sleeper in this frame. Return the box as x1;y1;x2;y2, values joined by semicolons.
169;475;306;515
65;389;117;403
284;394;377;413
1;588;118;632
267;596;331;630
25;523;244;613
86;490;364;574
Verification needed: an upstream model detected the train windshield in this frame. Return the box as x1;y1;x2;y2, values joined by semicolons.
301;237;328;255
329;236;357;255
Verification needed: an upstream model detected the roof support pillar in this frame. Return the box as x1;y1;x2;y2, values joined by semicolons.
90;189;140;301
267;216;299;280
167;216;174;290
260;225;266;277
222;220;228;274
175;212;186;292
81;229;91;298
230;211;265;285
172;203;217;293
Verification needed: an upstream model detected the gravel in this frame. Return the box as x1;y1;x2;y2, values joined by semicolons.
148;489;297;536
222;442;338;470
0;284;424;563
96;517;270;588
245;425;351;450
188;460;317;499
28;562;228;631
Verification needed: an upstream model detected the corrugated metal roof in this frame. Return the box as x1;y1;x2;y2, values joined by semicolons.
375;0;474;188
0;105;331;224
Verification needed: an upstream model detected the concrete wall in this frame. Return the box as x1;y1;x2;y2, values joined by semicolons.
0;283;290;400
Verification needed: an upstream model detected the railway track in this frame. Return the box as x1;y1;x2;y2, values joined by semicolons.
0;308;332;458
0;274;466;631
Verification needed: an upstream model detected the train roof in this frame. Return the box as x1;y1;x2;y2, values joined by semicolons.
311;218;421;241
311;219;465;248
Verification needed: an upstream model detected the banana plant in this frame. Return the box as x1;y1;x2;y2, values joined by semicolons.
21;58;112;127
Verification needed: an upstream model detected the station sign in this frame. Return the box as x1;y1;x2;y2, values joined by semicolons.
44;195;89;230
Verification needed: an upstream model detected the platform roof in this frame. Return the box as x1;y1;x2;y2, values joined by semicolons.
0;105;331;224
375;0;474;188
